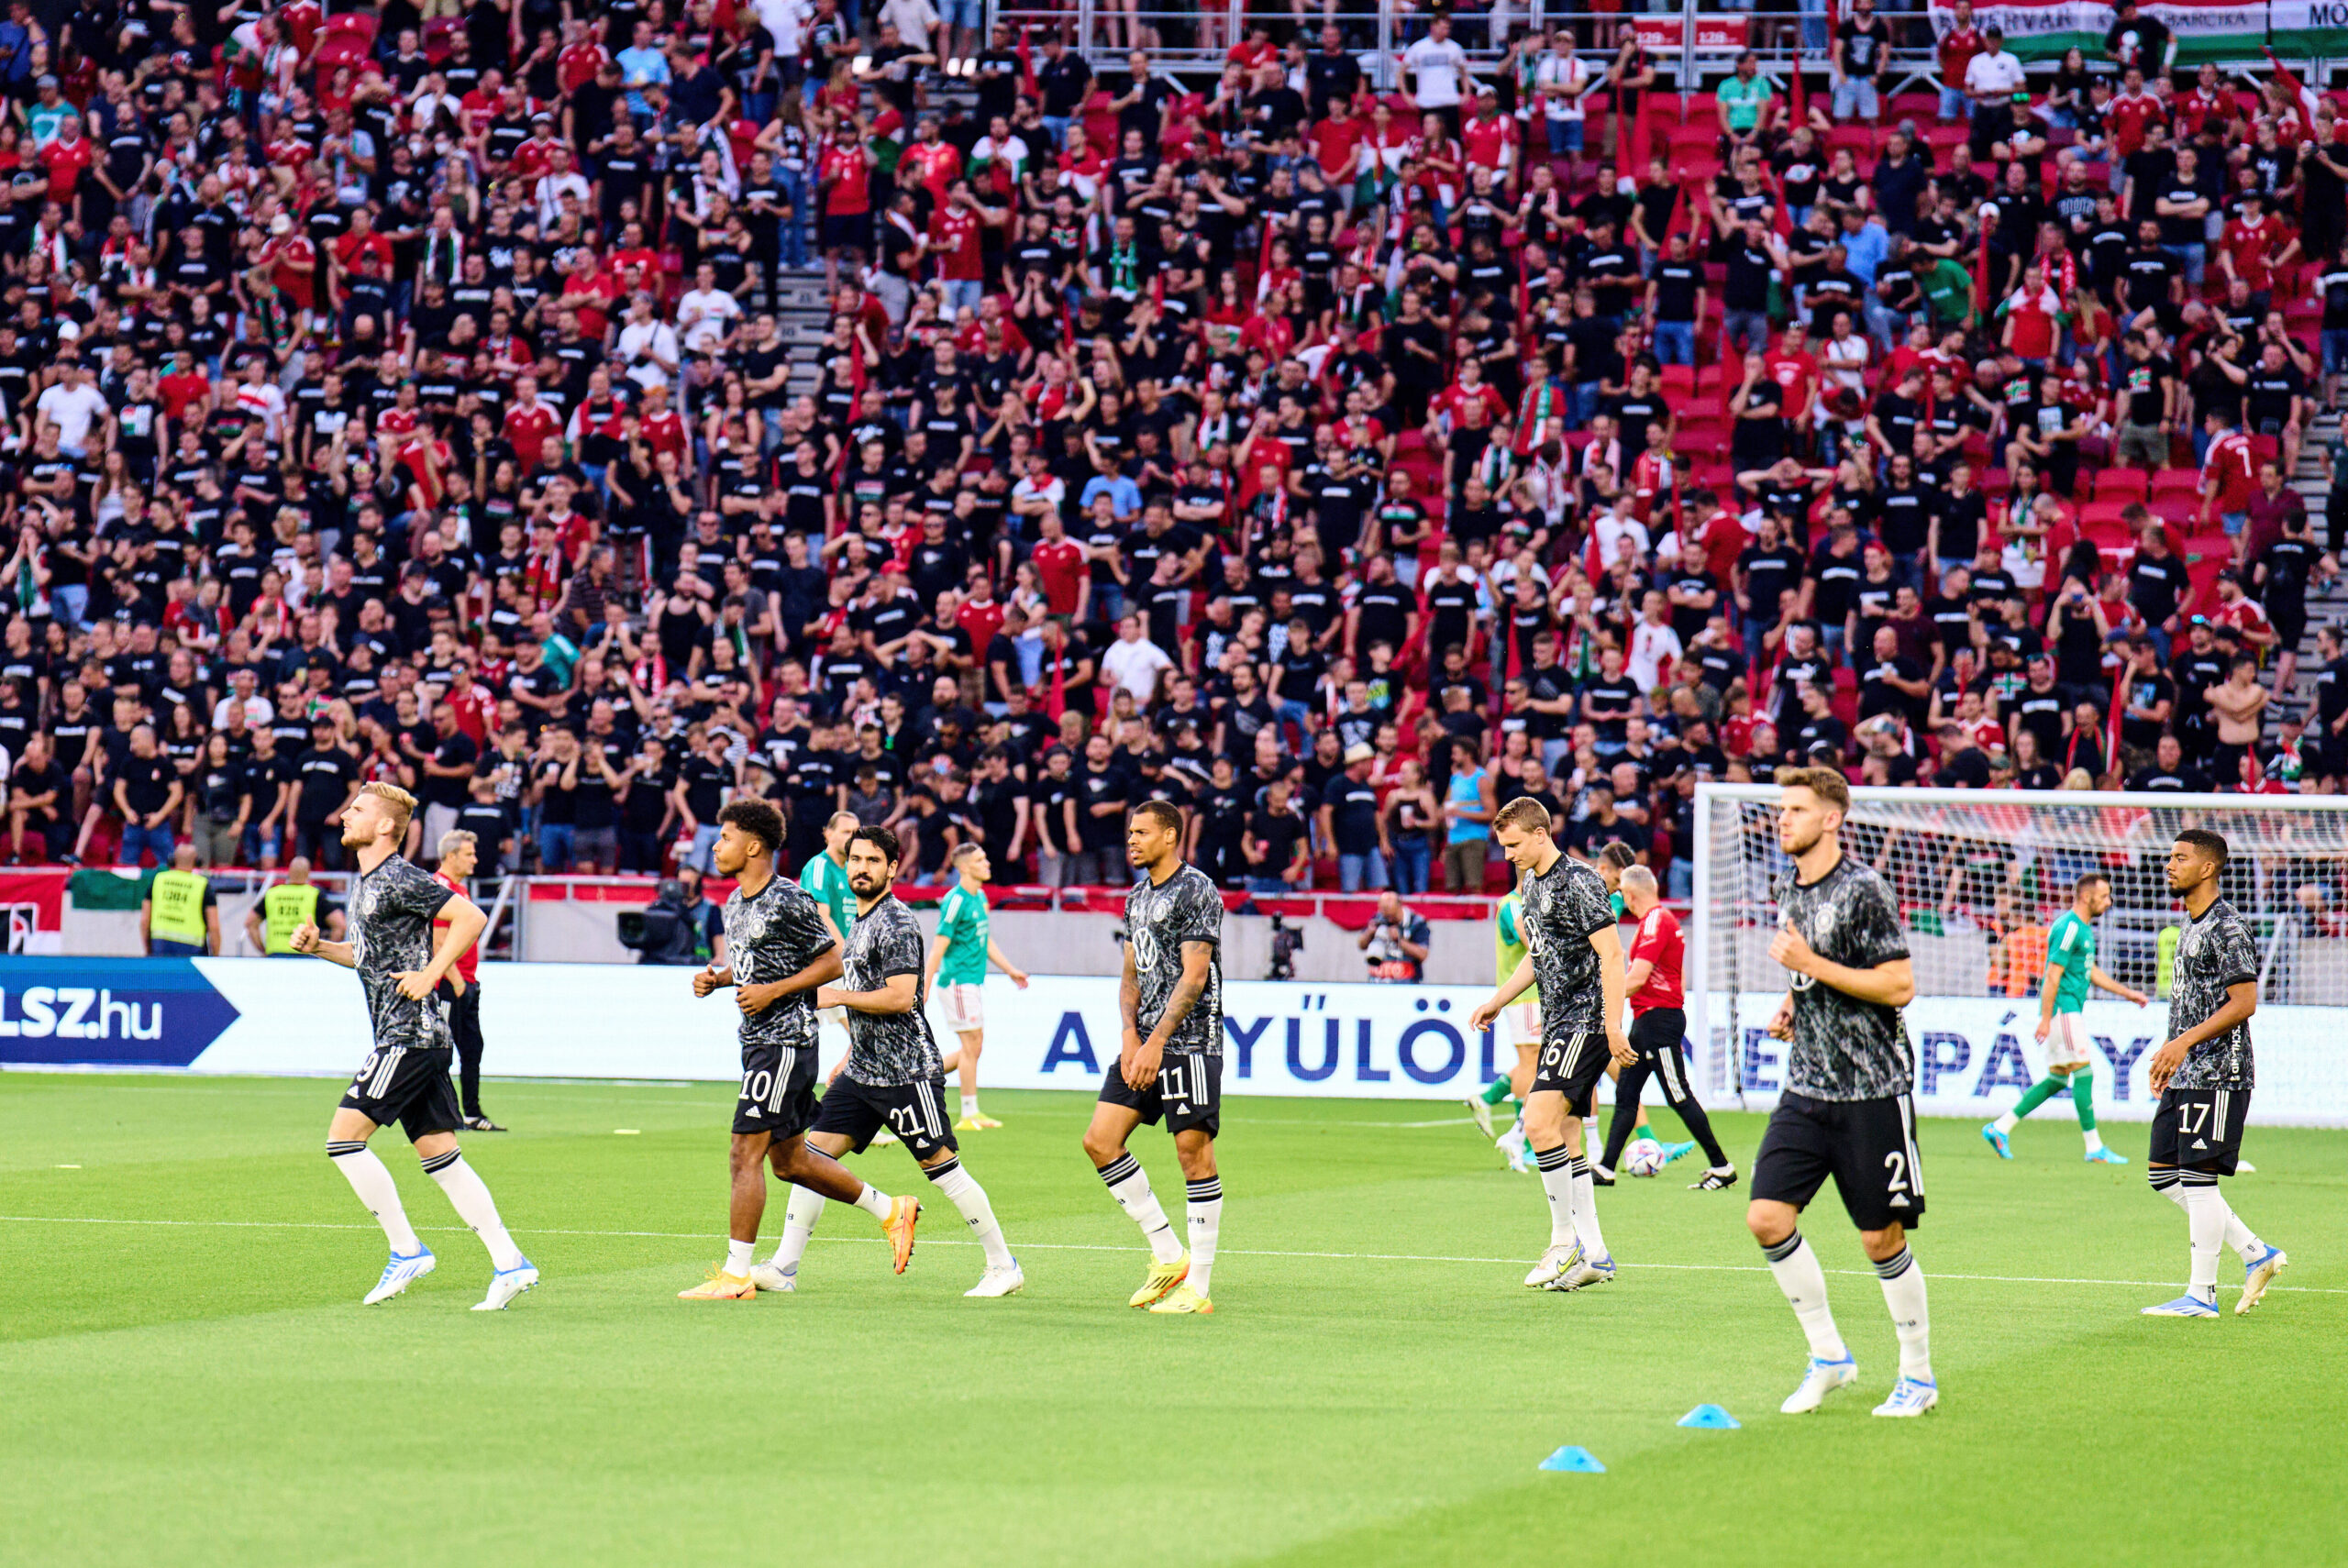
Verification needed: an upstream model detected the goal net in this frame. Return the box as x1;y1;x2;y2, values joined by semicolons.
1688;784;2348;1127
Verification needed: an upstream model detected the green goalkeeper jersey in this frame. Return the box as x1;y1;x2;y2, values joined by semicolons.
2044;911;2094;1014
934;881;991;986
1495;893;1538;1000
800;851;855;941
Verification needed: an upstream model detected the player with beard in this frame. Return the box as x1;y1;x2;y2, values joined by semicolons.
1746;767;1936;1417
754;826;1024;1298
680;799;921;1299
1080;801;1228;1315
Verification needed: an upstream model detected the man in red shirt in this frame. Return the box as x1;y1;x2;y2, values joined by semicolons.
819;132;874;291
1936;0;1985;121
41;113;93;210
1031;509;1090;617
2199;410;2259;532
1765;325;1822;426
557;20;609;93
432;830;502;1132
2218;191;2296;299
2104;66;2165;161
503;375;562;458
1460;87;1515;186
1598;864;1733;1184
928;179;997;317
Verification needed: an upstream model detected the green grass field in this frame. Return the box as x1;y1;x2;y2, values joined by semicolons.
2;1072;2342;1567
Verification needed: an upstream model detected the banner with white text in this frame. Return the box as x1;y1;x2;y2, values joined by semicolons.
1924;1;2348;62
2;961;2340;1126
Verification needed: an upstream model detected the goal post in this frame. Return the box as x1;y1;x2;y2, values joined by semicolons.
1689;783;2348;1128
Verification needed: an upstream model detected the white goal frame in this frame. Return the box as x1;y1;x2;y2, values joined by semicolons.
1689;782;2348;1124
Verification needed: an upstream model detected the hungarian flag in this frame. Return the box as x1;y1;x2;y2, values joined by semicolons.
1515;377;1560;455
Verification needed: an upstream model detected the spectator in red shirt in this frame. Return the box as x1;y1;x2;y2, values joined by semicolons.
1937;0;1987;121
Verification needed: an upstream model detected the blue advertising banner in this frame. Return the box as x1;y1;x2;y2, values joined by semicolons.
0;957;242;1067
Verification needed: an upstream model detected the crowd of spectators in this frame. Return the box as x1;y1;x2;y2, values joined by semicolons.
3;0;2346;910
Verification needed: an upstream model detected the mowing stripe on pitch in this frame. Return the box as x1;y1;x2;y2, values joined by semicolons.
0;1214;2333;1294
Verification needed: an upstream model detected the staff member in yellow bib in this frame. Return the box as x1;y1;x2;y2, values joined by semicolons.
143;843;221;957
246;856;346;956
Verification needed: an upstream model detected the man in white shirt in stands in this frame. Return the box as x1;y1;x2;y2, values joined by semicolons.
1962;25;2027;159
677;262;745;357
35;353;110;460
1532;24;1589;162
615;291;681;393
1101;613;1175;706
1402;14;1470;138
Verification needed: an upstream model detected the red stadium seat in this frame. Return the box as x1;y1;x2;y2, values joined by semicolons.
2078;501;2135;543
2150;469;2201;502
2092;468;2149;503
1658;365;1695;398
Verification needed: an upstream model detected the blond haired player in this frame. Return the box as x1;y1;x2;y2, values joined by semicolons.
927;843;1030;1131
294;783;537;1310
1982;871;2145;1164
1468;797;1634;1293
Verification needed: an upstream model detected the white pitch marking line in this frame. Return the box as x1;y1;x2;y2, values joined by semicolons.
0;1214;2333;1295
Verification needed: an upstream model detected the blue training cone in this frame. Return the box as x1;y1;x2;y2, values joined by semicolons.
1677;1404;1742;1430
1538;1446;1607;1474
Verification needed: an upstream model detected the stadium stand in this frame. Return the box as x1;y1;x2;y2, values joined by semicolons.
3;0;2345;938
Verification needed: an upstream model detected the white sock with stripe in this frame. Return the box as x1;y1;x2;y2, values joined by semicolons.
1567;1156;1609;1262
1874;1246;1933;1382
852;1182;892;1220
1097;1152;1184;1264
423;1151;525;1271
328;1143;421;1254
1760;1231;1847;1362
770;1187;825;1274
2178;1177;2227;1303
1534;1144;1578;1247
1185;1176;1223;1297
926;1157;1013;1268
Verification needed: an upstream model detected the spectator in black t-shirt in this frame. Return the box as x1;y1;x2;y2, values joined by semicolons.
287;719;359;869
7;731;71;862
1318;745;1388;892
1071;733;1128;884
1933;722;1993;788
1241;776;1311;895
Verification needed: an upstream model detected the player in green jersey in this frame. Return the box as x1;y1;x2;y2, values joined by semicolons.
927;843;1031;1130
1468;885;1545;1171
1983;871;2146;1163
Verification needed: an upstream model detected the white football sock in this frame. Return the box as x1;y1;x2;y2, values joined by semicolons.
2180;1183;2227;1302
1098;1152;1183;1263
1534;1145;1578;1247
329;1143;421;1253
852;1182;893;1220
770;1187;825;1272
725;1238;757;1275
1762;1232;1848;1361
1185;1176;1223;1297
2083;1127;2105;1154
1874;1246;1933;1382
1567;1156;1608;1261
424;1153;525;1270
961;1094;980;1118
1992;1110;2020;1134
2223;1209;2265;1265
927;1158;1013;1268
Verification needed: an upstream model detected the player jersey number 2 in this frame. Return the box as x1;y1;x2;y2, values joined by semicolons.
1884;1149;1911;1209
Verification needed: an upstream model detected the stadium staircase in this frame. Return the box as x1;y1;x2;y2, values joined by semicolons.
2276;409;2344;731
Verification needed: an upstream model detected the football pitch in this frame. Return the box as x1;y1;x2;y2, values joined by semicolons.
4;1074;2342;1567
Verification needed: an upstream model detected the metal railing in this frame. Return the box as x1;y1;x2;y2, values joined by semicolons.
981;0;2339;97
